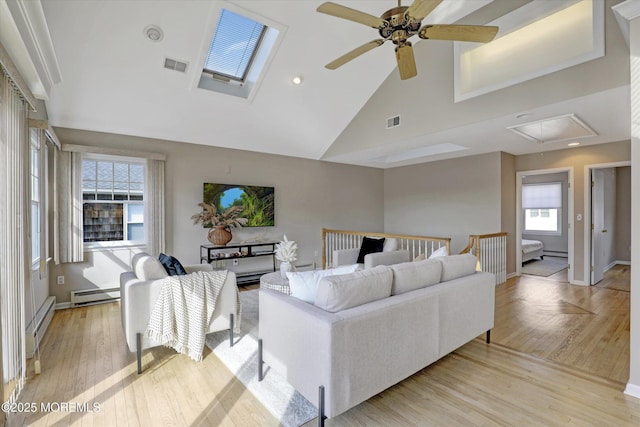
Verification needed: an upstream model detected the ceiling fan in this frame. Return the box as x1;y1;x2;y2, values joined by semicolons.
317;0;499;80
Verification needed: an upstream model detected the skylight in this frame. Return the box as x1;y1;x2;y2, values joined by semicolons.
203;9;266;82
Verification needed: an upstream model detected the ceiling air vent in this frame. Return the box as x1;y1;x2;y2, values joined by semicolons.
164;57;188;73
387;115;400;129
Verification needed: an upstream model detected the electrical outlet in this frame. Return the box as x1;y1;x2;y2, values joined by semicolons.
232;259;239;266
57;275;65;285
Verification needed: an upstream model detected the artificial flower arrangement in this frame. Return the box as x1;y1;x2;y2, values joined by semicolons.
275;235;298;263
191;202;248;228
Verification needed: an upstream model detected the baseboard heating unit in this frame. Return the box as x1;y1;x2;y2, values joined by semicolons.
70;288;120;307
26;296;56;358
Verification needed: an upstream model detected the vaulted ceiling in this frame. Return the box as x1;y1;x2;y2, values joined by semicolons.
1;0;631;168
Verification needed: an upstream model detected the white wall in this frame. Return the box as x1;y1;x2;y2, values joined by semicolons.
49;128;384;303
383;152;503;253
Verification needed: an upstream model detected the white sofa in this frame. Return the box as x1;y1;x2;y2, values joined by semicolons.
120;252;239;373
258;254;495;424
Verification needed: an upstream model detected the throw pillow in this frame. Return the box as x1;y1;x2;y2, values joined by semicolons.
287;264;359;303
314;265;393;313
133;254;168;281
356;236;385;264
439;254;478;282
413;253;426;261
428;246;448;259
382;237;398;252
158;253;187;276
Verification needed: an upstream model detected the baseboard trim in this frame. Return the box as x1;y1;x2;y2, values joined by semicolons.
55;302;72;310
624;382;640;399
615;260;631;266
570;279;588;286
506;272;517;280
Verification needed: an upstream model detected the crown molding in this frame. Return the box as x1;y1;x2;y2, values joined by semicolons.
4;0;61;99
612;0;640;48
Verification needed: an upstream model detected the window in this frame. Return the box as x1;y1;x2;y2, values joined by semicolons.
522;182;562;234
203;9;266;83
30;130;40;264
196;6;283;100
81;156;145;245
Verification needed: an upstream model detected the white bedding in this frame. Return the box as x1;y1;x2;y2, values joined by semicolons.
522;239;544;254
522;239;544;263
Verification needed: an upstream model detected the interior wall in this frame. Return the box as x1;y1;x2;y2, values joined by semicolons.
383;152;502;254
49;128;384;303
501;152;516;275
521;172;569;255
616;166;631;262
515;140;630;284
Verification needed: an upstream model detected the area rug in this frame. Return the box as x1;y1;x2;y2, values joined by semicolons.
522;258;568;277
205;290;317;427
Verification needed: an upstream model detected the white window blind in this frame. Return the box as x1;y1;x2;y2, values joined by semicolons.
203;8;266;81
522;183;562;208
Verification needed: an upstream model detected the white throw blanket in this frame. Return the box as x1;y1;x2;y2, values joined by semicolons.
146;270;238;362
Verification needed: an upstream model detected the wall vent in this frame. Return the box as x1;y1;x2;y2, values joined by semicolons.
70;288;120;307
164;57;188;73
386;115;401;129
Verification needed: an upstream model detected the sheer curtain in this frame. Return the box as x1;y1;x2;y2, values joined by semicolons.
0;70;30;405
54;150;83;264
145;158;166;256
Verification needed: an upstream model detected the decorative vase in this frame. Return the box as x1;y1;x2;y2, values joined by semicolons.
280;261;292;279
208;226;232;246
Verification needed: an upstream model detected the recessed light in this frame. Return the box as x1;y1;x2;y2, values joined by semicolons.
568;142;581;147
291;76;303;85
144;25;164;42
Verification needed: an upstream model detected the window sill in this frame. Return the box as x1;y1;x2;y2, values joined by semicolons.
84;241;146;252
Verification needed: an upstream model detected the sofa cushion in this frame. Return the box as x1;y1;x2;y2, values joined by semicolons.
390;259;442;295
287;264;360;303
314;265;392;313
158;253;187;276
357;236;385;263
439;254;478;282
132;253;168;281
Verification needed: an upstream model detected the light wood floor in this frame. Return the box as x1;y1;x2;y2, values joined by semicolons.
10;268;639;426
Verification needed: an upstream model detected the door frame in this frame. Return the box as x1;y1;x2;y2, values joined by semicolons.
583;161;631;285
515;167;574;283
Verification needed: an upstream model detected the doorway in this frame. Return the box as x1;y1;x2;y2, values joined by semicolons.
587;163;631;285
515;167;574;283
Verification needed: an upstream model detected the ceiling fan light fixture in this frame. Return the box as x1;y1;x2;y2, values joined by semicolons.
144;25;164;42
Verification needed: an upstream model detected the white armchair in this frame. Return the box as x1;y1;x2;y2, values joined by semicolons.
120;252;239;373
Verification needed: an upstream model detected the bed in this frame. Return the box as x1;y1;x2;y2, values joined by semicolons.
522;239;544;263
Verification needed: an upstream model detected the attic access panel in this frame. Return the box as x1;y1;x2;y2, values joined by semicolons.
507;114;597;144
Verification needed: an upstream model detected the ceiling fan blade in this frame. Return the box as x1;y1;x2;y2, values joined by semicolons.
325;40;385;70
405;0;444;22
419;25;499;43
395;43;417;80
317;2;386;29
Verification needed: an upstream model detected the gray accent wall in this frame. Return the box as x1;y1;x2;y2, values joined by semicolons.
50;128;384;303
383;152;503;254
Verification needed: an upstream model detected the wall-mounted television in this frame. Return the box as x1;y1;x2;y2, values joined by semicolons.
203;183;275;227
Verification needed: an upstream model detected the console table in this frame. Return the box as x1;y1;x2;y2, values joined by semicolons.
200;242;277;285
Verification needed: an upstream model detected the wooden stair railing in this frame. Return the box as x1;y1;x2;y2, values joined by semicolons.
322;228;451;269
460;232;508;285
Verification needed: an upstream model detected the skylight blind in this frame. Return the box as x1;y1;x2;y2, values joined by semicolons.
522;182;562;208
204;9;265;81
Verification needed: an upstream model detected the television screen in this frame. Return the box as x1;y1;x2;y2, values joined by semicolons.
203;183;275;227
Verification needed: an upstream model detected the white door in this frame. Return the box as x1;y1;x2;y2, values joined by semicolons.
591;169;616;285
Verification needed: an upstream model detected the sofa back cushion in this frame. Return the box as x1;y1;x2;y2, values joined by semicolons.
439;254;478;282
132;252;168;281
287;264;360;303
315;265;392;313
390;259;442;295
364;249;410;269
